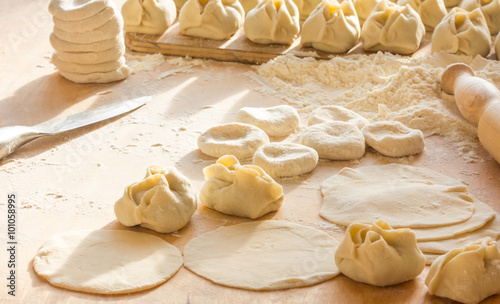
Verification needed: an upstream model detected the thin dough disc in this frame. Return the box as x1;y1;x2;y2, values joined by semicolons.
299;121;365;160
308;105;369;130
183;220;340;290
55;44;124;64
197;123;270;159
52;53;125;74
252;142;318;177
33;230;183;294
49;0;111;21
320;180;475;228
52;14;123;44
362;121;424;157
52;5;116;32
236;105;300;137
58;65;130;84
50;33;124;52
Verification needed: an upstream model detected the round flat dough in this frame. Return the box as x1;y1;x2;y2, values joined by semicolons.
308;105;369;130
58;65;130;83
52;53;125;74
362;121;425;157
50;33;124;52
252;142;318;177
320;180;475;228
299;121;365;160
236;105;300;137
53;5;116;32
49;0;111;21
197;123;270;159
53;14;123;44
55;44;125;64
33;230;183;294
183;220;340;290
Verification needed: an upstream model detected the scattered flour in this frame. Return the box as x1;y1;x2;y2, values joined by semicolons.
125;53;165;72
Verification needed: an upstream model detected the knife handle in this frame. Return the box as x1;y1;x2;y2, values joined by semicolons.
0;126;50;161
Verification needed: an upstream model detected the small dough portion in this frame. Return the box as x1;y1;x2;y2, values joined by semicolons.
200;155;284;219
353;0;381;26
33;230;183;294
55;44;125;64
52;5;116;32
425;237;500;304
49;0;110;21
397;0;447;31
52;13;124;44
122;0;177;35
114;166;197;233
308;105;369;130
58;65;131;83
183;220;340;290
362;121;425;157
252;143;319;177
321;180;475;228
292;0;323;20
197;123;269;159
335;221;425;287
235;105;300;137
299;121;365;160
49;33;124;52
52;53;125;74
460;0;500;35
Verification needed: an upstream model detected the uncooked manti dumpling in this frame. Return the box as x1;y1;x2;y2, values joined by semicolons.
335;221;426;287
353;0;381;26
244;0;300;44
426;237;500;304
292;0;323;19
432;8;491;57
361;0;426;54
200;155;284;219
114;166;197;233
460;0;500;34
301;0;361;53
179;0;245;39
397;0;447;31
122;0;177;34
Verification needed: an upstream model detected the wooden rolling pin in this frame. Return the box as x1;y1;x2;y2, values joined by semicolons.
441;63;500;164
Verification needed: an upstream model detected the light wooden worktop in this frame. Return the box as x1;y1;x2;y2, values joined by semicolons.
1;1;499;303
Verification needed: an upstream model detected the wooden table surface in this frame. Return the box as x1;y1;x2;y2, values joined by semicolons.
1;1;499;303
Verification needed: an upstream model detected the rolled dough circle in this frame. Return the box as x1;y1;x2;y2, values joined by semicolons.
252;142;318;177
49;0;111;21
52;5;116;32
52;53;125;74
33;230;183;294
308;105;369;130
58;65;131;84
55;44;125;64
299;121;365;160
183;220;340;290
50;33;124;52
362;121;425;157
235;105;300;137
197;123;270;159
53;14;123;44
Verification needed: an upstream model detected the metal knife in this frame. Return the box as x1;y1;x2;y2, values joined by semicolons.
0;95;151;161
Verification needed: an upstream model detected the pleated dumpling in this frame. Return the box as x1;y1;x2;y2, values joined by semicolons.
301;0;360;53
397;0;447;31
460;0;500;34
292;0;323;20
244;0;300;44
425;237;500;304
431;8;491;57
353;0;381;26
122;0;177;34
361;0;426;54
335;220;426;287
179;0;245;39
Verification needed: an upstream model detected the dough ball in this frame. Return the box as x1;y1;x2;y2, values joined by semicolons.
244;0;300;44
307;105;369;129
299;121;365;160
431;8;491;57
301;0;360;53
460;0;500;34
183;220;340;290
179;0;245;39
122;0;177;35
197;123;270;159
33;230;183;294
353;0;381;26
55;44;125;64
235;105;300;137
52;13;123;44
252;142;319;177
335;221;426;287
58;65;131;83
397;0;447;31
49;0;110;21
49;32;124;52
52;5;116;32
292;0;323;20
200;155;284;219
425;237;500;304
114;166;197;233
52;53;125;74
362;121;424;157
361;0;426;54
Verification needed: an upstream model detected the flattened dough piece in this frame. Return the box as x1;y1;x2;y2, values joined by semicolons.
53;5;116;32
33;230;183;294
299;121;365;160
197;123;270;159
58;65;131;83
49;0;110;21
50;33;124;52
362;121;424;157
252;142;318;177
53;14;123;44
308;105;369;130
55;44;124;64
320;180;475;228
183;220;340;290
236;105;300;137
52;53;125;74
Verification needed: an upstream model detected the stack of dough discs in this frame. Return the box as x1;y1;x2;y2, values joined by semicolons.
49;0;130;83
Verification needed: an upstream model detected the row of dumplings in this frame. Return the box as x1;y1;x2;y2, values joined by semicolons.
122;0;500;56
